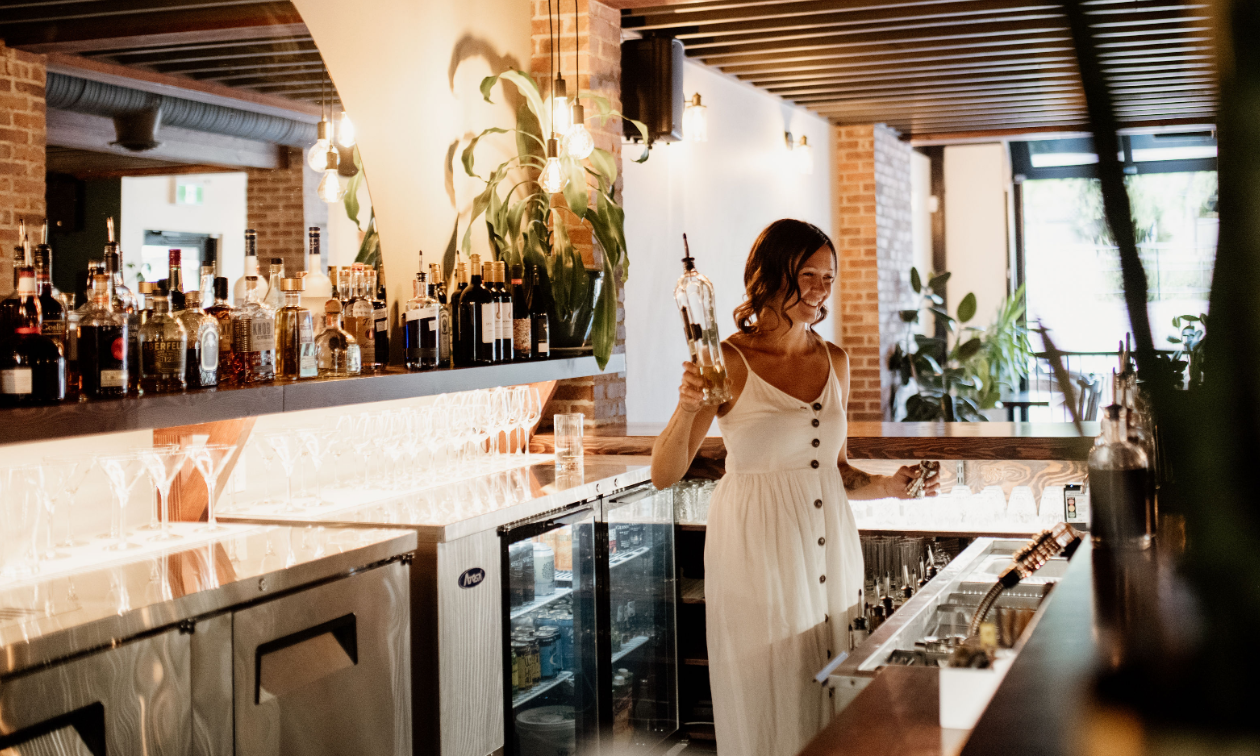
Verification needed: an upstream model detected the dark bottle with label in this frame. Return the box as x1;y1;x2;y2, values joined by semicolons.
493;261;513;363
403;271;440;370
529;265;551;360
0;221;29;340
429;263;452;368
511;263;531;361
1088;403;1153;550
206;277;234;384
368;267;389;368
78;273;129;398
33;227;65;349
138;290;188;394
451;262;470;366
456;254;495;366
0;266;66;405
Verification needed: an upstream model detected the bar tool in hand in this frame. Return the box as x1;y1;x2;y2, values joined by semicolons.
905;460;940;498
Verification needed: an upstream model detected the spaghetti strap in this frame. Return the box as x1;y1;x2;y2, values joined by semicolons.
725;341;752;370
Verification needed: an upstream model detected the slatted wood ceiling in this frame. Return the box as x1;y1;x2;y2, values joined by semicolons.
618;0;1217;137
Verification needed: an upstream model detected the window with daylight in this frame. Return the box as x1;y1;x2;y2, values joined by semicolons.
1012;133;1217;353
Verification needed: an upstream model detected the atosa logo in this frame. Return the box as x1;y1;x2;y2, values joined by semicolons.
458;567;486;589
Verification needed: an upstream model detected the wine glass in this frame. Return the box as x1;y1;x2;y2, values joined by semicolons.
190;444;235;531
506;387;527;455
298;428;335;505
1;466;41;577
521;386;543;458
45;457;92;549
264;433;303;510
99;454;146;551
140;446;190;542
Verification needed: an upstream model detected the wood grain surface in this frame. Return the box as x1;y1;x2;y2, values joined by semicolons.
800;666;949;756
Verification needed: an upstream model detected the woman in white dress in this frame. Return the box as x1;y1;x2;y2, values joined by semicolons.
651;219;938;756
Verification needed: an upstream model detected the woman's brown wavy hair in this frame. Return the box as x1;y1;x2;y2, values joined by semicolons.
733;219;836;334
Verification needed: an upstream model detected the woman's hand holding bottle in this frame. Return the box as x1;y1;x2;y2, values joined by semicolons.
678;361;707;414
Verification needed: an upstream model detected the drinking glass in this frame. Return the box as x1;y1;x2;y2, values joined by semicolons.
140;446;190;542
554;413;584;473
99;454;146;551
264;433;303;510
1;466;42;577
299;428;336;505
45;457;92;548
190;444;235;531
521;386;542;457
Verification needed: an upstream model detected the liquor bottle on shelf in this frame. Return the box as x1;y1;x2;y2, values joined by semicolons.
0;263;66;405
511;264;531;361
337;267;353;307
0;221;29;339
78;273;128;398
175;253;219;389
315;300;361;377
1088;403;1154;550
530;265;551;360
674;234;731;405
344;266;377;369
230;276;276;384
103;217;137;315
199;239;218;309
430;263;452;368
493;261;513;362
138;288;187;394
403;270;439;371
33;222;65;348
367;266;389;368
451;262;470;366
457;254;495;366
262;257;285;310
137;282;156;328
166;249;187;312
233;229;260;306
275;278;317;381
303;228;333;334
206;277;234;383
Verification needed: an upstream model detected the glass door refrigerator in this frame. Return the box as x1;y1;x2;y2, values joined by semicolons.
500;483;677;756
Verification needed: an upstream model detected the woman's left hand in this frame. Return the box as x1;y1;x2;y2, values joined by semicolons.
885;464;940;499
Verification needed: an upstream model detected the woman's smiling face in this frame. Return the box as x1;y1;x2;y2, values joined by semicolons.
779;244;836;325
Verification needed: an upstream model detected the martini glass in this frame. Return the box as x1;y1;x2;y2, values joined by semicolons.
99;454;146;551
140;446;190;542
191;445;235;531
298;429;335;506
45;457;93;548
264;433;302;511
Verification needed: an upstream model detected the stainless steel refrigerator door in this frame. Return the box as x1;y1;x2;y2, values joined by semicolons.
0;627;192;754
233;560;412;756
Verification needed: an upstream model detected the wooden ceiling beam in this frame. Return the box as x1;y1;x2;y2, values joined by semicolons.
107;41;319;67
683;14;1068;52
715;46;1075;76
638;6;1066;39
697;35;1073;69
739;58;1078;85
625;0;1058;30
195;64;330;82
83;34;316;58
790;87;1083;108
771;79;1080;100
760;67;1078;91
1;3;304;54
809;98;1086;119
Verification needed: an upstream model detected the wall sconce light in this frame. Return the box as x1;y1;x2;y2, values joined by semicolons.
784;132;814;175
683;93;708;142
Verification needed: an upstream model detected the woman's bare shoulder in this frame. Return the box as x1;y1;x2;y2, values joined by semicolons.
823;340;850;368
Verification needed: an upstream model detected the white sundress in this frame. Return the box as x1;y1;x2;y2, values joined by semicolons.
705;340;865;756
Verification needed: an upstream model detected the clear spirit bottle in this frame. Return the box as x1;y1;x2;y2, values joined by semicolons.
262;257;285;310
302;227;333;335
315;300;361;376
78;274;129;398
138;291;187;393
275;278;317;381
344;265;376;368
403;271;439;370
171;249;219;388
673;235;731;405
206;277;234;384
229;276;276;384
233;228;260;307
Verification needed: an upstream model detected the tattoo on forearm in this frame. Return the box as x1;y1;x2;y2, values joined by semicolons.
840;464;872;491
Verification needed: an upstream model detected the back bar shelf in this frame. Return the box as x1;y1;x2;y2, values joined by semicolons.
0;354;623;445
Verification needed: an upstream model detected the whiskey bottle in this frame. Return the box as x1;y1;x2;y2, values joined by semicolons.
138;291;187;393
206;277;234;384
33;224;65;349
275;278;317;381
233;229;261;306
0;222;29;339
493;261;513;362
511;264;532;361
262;257;285;310
78;274;129;398
315;300;361;376
177;282;219;390
302;228;333;335
429;263;452;368
403;271;439;370
457;254;495;366
166;249;187;311
530;266;551;360
229;276;276;384
0;265;66;405
103;225;140;394
367;266;389;368
674;235;731;405
344;266;376;369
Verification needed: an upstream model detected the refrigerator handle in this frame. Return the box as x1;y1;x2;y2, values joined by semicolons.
604;484;654;507
498;504;596;538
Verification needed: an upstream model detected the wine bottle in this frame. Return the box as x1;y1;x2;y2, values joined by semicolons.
493;261;513;362
429;263;452;368
78;274;128;398
457;254;495;366
674;234;731;405
1088;403;1154;550
403;270;439;370
529;265;551;360
511;263;532;361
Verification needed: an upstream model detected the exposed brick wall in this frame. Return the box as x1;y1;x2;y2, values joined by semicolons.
0;42;46;294
246;146;306;277
531;0;626;426
832;123;914;421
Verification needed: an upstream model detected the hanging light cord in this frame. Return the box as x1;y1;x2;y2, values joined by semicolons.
574;0;580;111
548;0;555;134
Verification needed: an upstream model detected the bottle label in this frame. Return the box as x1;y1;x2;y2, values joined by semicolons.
375;310;388;332
514;319;532;354
100;369;126;388
299;319;317;378
1;368;32;395
481;304;495;344
42;319;66;342
438;308;451;362
16;278;35;295
200;325;219;372
143;340;186;374
250;319;275;352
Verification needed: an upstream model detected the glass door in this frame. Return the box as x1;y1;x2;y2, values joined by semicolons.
601;484;678;754
501;505;599;756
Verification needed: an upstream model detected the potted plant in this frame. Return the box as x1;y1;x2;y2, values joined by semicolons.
460;70;648;368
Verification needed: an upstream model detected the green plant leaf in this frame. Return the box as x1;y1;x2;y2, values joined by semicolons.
928;271;951;291
957;292;977;323
482;70;549;134
910;267;922;293
562;157;589;220
928;293;944;305
592;240;619;370
956;337;983;360
343;145;365;229
587;148;617;187
899;309;919;323
461;126;511;178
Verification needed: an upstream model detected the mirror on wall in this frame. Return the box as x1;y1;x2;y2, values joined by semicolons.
0;1;373;300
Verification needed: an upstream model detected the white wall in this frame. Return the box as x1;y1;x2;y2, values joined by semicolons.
292;0;530;306
119;172;248;286
944;143;1010;326
910;150;932;335
622;60;834;425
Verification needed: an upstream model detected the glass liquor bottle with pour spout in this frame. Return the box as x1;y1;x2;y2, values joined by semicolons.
673;234;731;405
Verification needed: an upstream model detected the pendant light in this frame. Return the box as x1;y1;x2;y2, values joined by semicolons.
563;0;595;159
541;0;568;194
796;135;814;175
308;74;340;173
683;93;708;143
337;110;356;148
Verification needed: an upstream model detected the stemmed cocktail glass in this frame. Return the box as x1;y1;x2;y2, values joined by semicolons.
140;446;190;541
100;454;146;551
45;457;92;549
190;444;235;531
264;433;302;510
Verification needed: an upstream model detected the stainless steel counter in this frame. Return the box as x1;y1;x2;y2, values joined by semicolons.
0;522;417;677
221;456;652;542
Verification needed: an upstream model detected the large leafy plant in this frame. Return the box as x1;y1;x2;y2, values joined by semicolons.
460;71;648;369
888;268;1032;421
